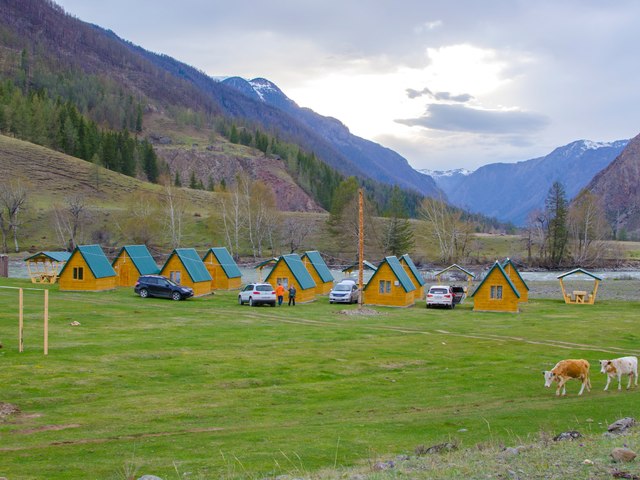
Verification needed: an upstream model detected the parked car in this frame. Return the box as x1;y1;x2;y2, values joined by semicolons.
329;280;360;304
238;283;276;307
451;285;467;305
426;285;454;309
134;275;194;301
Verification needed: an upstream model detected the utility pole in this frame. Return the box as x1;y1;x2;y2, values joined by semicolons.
358;188;364;307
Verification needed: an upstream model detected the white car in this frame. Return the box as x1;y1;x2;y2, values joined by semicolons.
426;285;454;309
238;283;276;307
329;280;360;304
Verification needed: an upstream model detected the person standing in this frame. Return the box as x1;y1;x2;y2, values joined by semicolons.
288;284;297;306
276;282;285;306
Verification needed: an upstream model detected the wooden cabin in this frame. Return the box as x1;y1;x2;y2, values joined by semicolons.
363;256;416;307
501;258;529;303
203;247;242;290
301;251;334;295
471;261;520;313
24;251;71;284
112;245;159;287
557;268;602;305
399;254;425;299
58;245;117;292
160;248;212;297
435;264;475;288
265;254;317;303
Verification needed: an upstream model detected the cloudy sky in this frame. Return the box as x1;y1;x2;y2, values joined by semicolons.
55;0;640;171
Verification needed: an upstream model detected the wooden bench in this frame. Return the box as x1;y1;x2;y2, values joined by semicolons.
572;290;587;303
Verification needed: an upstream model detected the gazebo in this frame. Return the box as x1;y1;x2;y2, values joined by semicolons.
557;268;602;304
434;264;475;288
255;257;278;282
24;251;71;284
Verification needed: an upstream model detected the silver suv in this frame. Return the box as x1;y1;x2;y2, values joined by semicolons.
329;280;360;304
238;283;276;307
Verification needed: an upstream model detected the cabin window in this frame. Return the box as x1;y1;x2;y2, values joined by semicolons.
169;271;181;284
490;285;503;299
73;267;84;280
379;280;391;294
276;277;288;288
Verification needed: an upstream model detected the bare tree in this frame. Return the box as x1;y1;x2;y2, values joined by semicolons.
115;192;162;246
281;216;314;253
568;190;610;265
0;179;28;252
52;194;90;250
163;185;185;249
524;209;548;265
419;196;471;263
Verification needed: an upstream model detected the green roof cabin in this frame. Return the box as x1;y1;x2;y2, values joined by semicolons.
471;261;520;313
202;247;242;290
501;258;529;302
112;245;160;287
161;248;212;297
399;254;426;299
301;251;334;295
265;254;317;303
59;245;117;292
363;256;416;307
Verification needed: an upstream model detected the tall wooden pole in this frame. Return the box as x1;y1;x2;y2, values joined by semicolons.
358;189;364;307
43;289;49;355
18;288;24;353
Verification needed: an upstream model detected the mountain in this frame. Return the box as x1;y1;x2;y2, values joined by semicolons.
427;139;628;225
0;0;440;214
418;168;472;195
220;77;442;197
584;133;640;238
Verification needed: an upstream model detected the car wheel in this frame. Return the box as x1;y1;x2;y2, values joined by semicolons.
139;288;149;298
249;297;254;307
270;302;276;307
426;304;430;309
172;291;182;301
238;296;244;305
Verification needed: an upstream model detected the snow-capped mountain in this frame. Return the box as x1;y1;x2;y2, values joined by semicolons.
221;77;443;198
424;139;628;225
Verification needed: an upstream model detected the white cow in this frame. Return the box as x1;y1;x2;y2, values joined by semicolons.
599;356;638;391
543;359;591;396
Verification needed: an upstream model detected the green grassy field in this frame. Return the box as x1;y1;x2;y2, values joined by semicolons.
1;279;639;479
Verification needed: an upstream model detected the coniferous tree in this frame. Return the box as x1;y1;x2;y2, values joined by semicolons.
381;186;414;256
174;171;182;187
545;181;569;267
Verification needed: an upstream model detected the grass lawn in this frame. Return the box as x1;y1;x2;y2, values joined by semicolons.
1;279;639;479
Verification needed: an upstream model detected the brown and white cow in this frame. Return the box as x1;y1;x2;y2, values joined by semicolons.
543;359;591;396
599;356;638;391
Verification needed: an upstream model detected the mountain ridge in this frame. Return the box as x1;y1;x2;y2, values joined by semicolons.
426;139;628;225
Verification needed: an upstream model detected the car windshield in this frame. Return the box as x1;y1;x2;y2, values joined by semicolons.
334;284;352;291
430;288;449;294
255;285;273;292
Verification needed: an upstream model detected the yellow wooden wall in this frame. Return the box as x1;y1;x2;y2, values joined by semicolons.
503;263;528;302
401;263;425;300
59;252;117;292
365;263;415;307
302;257;332;295
203;252;242;290
161;254;212;297
267;262;316;303
473;269;519;313
112;251;141;287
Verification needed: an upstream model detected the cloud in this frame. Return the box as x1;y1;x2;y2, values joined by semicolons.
406;87;473;103
396;103;549;134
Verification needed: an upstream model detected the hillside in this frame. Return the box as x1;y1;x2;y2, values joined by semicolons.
585;132;640;239
0;0;441;205
427;139;628;225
